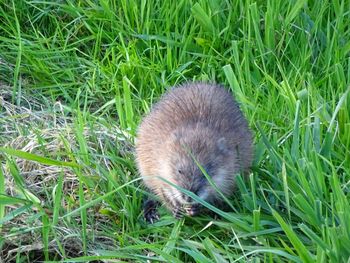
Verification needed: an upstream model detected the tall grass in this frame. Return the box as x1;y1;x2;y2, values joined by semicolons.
0;0;349;262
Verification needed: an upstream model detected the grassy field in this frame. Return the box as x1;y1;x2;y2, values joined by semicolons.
0;0;350;262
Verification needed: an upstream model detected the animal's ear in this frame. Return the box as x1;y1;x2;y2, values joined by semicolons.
217;137;230;154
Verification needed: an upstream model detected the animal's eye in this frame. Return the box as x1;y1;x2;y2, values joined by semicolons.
177;169;183;175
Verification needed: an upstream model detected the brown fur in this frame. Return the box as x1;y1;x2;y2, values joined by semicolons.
135;83;253;218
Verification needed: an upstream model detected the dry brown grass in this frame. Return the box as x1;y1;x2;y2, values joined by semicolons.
0;84;133;262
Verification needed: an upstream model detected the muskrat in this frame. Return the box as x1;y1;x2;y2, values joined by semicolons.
135;83;253;222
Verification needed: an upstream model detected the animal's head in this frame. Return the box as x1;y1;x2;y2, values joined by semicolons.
158;126;240;217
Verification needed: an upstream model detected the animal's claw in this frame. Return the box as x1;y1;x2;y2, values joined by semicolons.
143;199;160;224
172;207;184;219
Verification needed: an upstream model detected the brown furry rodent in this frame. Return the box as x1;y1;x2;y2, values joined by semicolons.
135;83;253;221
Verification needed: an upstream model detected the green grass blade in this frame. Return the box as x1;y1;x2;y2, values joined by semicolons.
162;220;182;257
328;86;350;132
291;100;301;160
0;167;5;228
0;204;32;226
191;3;215;36
42;213;50;261
0;147;79;168
52;172;64;226
282;162;291;220
285;0;307;25
62;177;141;218
272;209;314;263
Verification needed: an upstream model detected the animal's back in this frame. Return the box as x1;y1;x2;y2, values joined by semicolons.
136;83;253;178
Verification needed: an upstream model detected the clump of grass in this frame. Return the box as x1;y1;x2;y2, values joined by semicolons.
0;84;137;261
1;0;350;262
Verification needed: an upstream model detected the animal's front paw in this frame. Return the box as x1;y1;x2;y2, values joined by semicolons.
143;199;160;224
184;203;201;216
172;207;184;219
144;208;160;224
